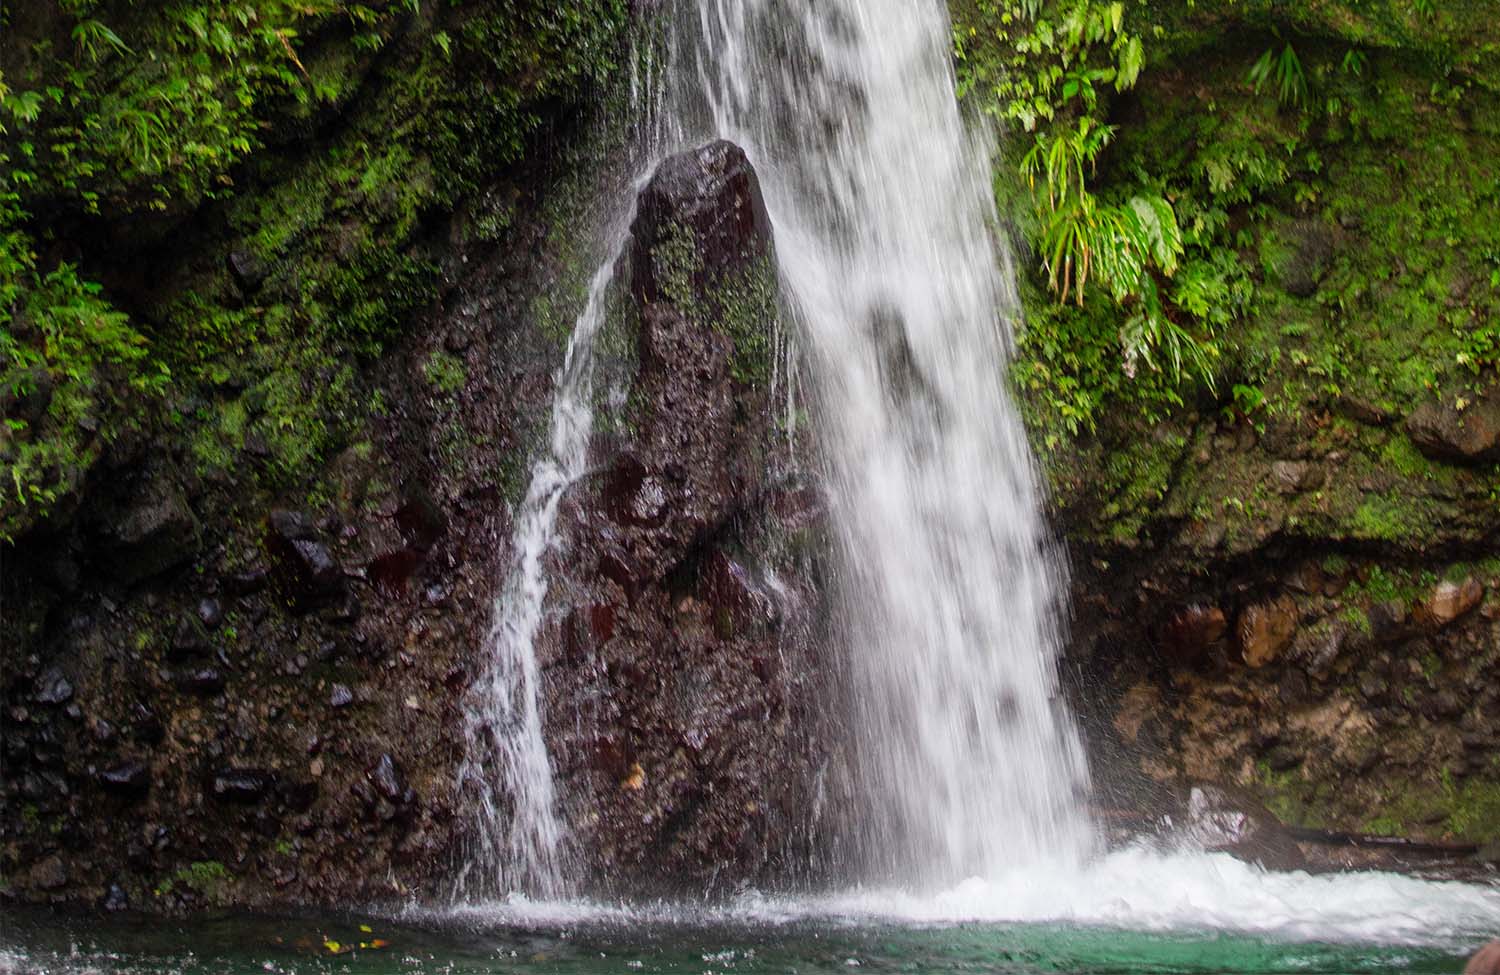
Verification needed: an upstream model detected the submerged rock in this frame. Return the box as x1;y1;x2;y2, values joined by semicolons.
1182;784;1305;871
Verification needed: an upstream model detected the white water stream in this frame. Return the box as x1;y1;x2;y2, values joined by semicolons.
456;0;1500;943
687;0;1092;882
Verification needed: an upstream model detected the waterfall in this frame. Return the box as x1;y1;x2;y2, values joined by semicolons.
686;0;1094;882
460;0;1092;897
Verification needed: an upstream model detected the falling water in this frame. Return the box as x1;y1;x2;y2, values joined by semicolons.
461;0;1091;896
685;0;1095;882
456;25;690;897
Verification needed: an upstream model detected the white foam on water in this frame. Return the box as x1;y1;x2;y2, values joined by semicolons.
428;851;1500;950
735;850;1500;947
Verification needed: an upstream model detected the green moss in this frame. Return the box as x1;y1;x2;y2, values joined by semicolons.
423;351;467;395
1349;492;1422;542
711;257;781;389
155;860;230;900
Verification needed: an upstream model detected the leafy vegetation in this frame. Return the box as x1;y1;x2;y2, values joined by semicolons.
954;0;1500;449
1;0;629;539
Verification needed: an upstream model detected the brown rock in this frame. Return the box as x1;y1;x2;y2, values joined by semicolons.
1270;460;1319;494
1237;596;1298;668
1406;388;1500;463
1414;578;1484;629
1158;604;1228;665
29;855;68;890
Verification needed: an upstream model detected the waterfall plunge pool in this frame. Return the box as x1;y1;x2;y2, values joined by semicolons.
6;849;1499;974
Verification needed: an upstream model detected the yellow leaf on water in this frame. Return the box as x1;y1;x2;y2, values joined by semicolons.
359;925;373;933
323;940;342;954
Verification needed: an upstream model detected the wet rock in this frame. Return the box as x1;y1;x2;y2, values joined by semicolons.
1182;784;1305;871
368;549;424;599
226;250;267;293
602;453;669;528
1414;578;1484;629
175;666;226;695
699;551;774;627
565;604;617;660
29;855;68;891
224;566;270;596
102;884;130;912
394;490;447;551
208;768;275;804
197;598;224;629
367;754;406;803
329;684;354;708
597;543;643;601
1405;388;1500;463
1367;600;1409;641
132;704;165;744
99;761;151;798
1236;596;1298;668
32;666;74;705
170;617;211;658
630;139;772;306
268;509;317;541
97;460;201;585
265;510;343;608
1157;604;1227;666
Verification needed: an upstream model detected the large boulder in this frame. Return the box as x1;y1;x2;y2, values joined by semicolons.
518;141;834;896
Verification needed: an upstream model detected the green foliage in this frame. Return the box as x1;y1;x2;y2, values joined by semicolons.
1;208;168;537
955;0;1222;436
423;350;467;395
1;0;630;539
1249;43;1309;107
961;0;1500;452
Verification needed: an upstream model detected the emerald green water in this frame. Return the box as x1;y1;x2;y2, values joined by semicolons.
0;906;1481;975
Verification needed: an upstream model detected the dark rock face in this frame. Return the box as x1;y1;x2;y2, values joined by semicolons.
207;769;276;804
629;140;772;306
0;126;830;911
92;460;201;585
265;510;345;608
507;141;834;895
99;761;151;798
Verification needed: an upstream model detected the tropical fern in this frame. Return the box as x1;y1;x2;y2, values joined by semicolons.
1248;42;1308;107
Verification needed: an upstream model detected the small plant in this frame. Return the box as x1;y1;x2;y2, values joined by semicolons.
1249;42;1309;108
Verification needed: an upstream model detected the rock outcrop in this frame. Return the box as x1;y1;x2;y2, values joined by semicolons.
526;141;834;893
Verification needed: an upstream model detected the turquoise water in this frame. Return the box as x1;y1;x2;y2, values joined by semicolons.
0;905;1483;975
